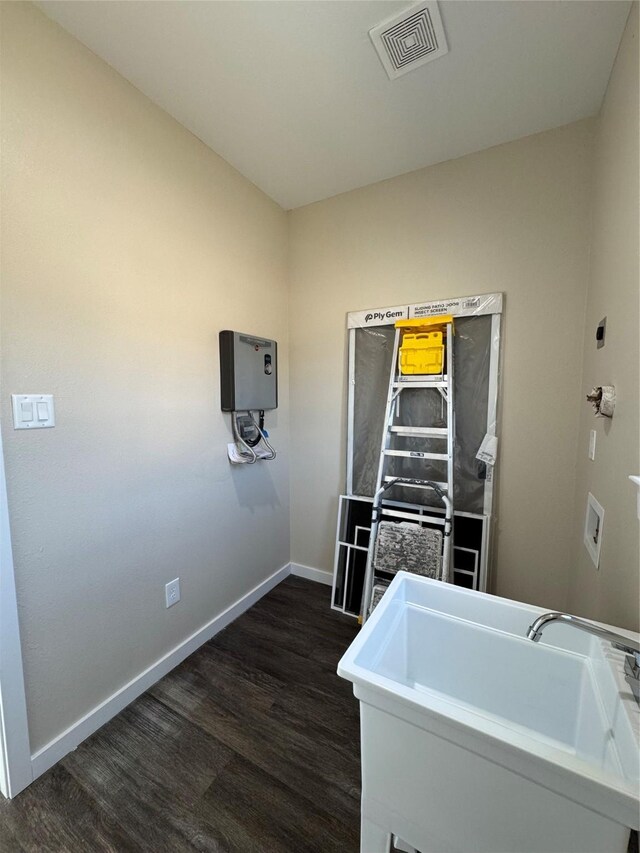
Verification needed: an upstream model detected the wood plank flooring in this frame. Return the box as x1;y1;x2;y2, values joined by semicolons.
1;575;637;853
0;577;361;852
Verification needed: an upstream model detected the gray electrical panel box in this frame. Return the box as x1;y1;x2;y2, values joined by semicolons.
219;330;278;411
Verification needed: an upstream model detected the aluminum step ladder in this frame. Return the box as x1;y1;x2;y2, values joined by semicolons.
360;316;455;622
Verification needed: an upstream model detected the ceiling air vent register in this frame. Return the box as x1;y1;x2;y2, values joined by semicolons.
370;1;449;80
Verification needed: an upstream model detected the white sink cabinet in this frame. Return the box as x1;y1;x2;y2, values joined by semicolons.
337;572;640;853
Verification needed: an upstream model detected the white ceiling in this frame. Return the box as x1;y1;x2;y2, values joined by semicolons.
37;1;631;209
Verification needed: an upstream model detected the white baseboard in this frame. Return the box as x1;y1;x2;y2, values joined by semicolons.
290;562;333;586
30;563;291;782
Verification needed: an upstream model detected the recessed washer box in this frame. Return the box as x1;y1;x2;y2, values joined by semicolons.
219;330;278;412
584;492;604;568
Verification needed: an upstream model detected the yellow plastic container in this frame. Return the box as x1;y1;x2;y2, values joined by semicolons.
395;315;454;376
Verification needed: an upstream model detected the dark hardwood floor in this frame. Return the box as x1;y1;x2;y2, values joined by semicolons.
0;577;362;852
1;576;637;853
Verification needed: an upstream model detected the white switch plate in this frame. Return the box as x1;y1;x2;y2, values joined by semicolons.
11;394;55;429
165;578;180;608
588;429;596;460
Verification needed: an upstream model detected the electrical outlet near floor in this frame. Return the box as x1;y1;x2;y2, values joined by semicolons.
165;578;180;608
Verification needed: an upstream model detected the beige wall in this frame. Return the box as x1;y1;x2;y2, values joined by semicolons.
2;0;637;764
1;2;290;753
566;5;639;632
289;120;595;610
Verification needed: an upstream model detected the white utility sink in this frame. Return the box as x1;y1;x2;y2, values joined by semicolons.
338;572;640;853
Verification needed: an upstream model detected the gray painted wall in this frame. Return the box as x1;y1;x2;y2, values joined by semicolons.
567;4;639;632
1;3;290;753
2;0;637;766
288;120;594;613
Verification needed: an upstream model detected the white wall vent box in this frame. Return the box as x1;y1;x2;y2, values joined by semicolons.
219;331;278;411
584;492;604;568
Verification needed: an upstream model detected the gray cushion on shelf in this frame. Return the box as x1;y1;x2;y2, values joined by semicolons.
373;521;442;578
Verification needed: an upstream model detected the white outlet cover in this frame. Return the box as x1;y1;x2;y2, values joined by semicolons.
165;578;180;608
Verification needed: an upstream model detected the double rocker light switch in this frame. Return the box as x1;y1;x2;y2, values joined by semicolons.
11;394;55;429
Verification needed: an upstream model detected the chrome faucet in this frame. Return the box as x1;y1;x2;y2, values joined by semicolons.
526;612;640;707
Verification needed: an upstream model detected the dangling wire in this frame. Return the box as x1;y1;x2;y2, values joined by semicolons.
231;410;276;462
249;411;276;460
232;412;257;463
